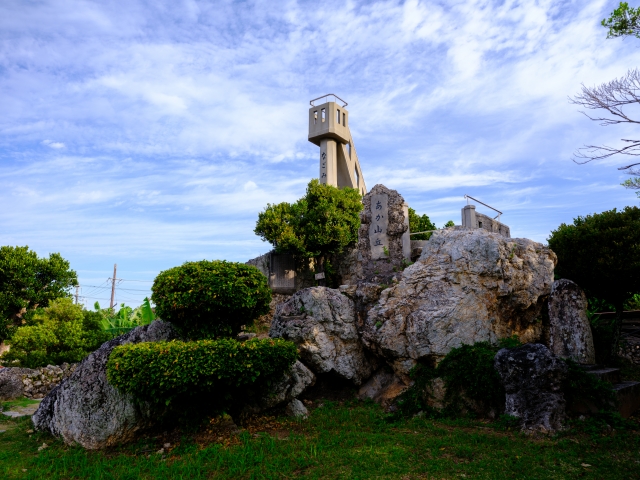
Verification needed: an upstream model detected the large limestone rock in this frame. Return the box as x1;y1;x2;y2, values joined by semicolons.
362;228;556;377
270;287;375;385
242;360;316;416
32;320;178;449
548;279;596;364
494;343;568;433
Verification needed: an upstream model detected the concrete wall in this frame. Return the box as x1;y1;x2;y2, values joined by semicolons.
461;205;510;238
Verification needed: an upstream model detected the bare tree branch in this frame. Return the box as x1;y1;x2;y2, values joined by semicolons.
571;68;640;168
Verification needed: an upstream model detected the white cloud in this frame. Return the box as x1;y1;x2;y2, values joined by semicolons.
0;0;638;305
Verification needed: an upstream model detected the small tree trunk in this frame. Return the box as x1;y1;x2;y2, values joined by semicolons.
317;255;326;287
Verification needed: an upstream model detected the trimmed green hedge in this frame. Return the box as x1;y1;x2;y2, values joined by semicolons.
151;260;271;339
106;338;297;408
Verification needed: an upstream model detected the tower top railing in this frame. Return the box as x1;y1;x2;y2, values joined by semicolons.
464;194;503;221
310;94;348;107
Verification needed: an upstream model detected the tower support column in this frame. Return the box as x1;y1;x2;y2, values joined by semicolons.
319;139;338;186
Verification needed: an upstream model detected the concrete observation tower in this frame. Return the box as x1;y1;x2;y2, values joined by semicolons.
308;94;367;196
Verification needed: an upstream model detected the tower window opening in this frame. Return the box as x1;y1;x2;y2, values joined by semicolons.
314;110;318;124
355;167;359;186
321;108;326;122
337;109;341;124
347;142;351;158
343;112;346;126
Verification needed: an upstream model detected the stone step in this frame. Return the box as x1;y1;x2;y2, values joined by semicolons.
585;367;621;385
612;381;640;419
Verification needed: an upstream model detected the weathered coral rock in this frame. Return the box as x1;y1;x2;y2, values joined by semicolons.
242;360;315;415
494;343;568;433
357;368;409;409
0;368;32;400
548;279;596;364
270;287;375;385
362;228;556;377
32;320;178;449
285;398;309;418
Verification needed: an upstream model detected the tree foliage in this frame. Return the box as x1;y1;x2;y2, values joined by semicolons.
602;2;640;39
151;260;271;340
0;246;77;342
408;208;437;240
1;297;110;368
254;179;362;270
548;207;640;355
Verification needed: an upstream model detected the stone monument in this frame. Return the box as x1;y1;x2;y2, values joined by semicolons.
308;94;367;196
357;184;410;281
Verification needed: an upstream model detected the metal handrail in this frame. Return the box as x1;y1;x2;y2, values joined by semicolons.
464;194;503;221
310;94;348;107
409;230;438;235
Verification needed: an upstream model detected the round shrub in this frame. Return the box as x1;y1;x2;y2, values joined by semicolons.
151;260;271;339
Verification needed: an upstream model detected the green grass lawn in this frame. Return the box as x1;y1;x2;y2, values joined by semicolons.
0;399;638;479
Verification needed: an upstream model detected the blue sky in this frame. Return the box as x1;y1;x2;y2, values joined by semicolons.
1;0;639;308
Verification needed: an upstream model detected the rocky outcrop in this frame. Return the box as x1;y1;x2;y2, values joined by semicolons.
494;343;568;433
242;360;315;415
32;320;178;449
357;368;409;409
285;398;309;418
362;228;556;378
548;279;596;364
0;368;30;401
270;287;375;385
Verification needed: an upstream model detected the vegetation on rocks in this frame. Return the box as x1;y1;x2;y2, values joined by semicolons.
1;298;110;368
0;246;77;342
151;260;271;340
393;339;521;419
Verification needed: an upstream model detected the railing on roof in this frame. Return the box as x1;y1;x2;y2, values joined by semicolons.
310;94;348;107
464;194;503;221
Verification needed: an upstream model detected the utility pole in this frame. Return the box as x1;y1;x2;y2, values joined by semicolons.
110;264;117;311
75;285;79;305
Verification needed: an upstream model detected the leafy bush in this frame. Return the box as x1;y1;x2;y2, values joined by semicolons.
548;206;640;356
254;179;362;278
106;338;297;415
1;298;111;368
393;337;522;420
0;246;77;342
94;298;155;335
151;261;271;340
408;207;437;240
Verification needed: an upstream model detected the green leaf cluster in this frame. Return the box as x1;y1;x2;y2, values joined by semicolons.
94;298;155;336
254;179;362;261
621;177;640;198
408;207;436;240
0;246;77;341
548;206;640;312
151;260;271;340
602;2;640;39
393;338;521;419
106;337;298;413
1;297;111;368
